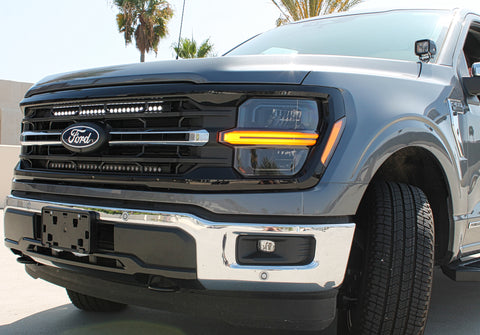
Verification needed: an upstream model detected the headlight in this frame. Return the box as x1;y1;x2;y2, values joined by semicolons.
219;98;320;177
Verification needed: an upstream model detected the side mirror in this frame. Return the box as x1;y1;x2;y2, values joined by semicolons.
463;62;480;96
415;39;437;63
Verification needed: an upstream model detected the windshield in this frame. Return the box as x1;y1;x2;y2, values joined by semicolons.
226;10;453;62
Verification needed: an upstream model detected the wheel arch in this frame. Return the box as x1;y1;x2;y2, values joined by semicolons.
363;146;454;264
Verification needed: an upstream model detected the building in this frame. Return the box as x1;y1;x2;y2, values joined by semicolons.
0;80;32;206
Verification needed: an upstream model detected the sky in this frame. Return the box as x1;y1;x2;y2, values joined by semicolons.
2;0;480;84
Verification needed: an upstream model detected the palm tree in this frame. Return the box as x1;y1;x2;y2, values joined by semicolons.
271;0;362;26
115;0;173;62
173;37;215;59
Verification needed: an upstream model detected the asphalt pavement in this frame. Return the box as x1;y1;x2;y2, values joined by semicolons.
1;210;479;335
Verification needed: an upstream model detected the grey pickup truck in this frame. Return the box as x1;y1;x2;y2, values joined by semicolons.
5;7;480;335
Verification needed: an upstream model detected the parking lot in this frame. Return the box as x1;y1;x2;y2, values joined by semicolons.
1;210;479;335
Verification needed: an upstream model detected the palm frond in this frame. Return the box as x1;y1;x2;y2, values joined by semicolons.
114;0;173;62
272;0;361;23
172;37;214;59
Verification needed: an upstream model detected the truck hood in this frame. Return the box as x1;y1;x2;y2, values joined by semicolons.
26;55;421;97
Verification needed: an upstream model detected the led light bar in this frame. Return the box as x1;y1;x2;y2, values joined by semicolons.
48;162;164;174
219;130;319;146
50;101;167;117
78;105;105;116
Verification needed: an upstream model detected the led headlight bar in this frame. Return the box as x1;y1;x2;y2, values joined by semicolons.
220;130;319;146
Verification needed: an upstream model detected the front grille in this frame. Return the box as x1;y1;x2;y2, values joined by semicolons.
20;97;235;178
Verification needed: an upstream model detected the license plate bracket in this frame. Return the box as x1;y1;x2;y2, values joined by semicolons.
41;207;95;254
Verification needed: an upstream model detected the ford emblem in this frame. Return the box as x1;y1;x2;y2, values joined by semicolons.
61;123;107;153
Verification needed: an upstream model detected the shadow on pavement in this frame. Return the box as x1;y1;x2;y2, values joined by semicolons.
425;268;480;335
0;303;334;335
1;268;478;335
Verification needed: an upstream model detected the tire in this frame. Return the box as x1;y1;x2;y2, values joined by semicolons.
338;181;435;335
67;289;127;312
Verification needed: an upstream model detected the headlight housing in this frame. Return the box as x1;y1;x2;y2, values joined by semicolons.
219;98;320;177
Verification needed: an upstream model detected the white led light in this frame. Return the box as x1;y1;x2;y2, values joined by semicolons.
258;240;276;253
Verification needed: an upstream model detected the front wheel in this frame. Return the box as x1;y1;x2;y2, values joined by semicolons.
67;289;127;312
338;181;435;335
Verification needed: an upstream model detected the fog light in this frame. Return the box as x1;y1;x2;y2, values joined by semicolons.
236;235;315;266
258;240;276;253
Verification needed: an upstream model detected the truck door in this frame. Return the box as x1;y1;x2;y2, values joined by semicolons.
459;20;480;255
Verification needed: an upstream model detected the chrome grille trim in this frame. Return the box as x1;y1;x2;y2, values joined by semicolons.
20;132;61;146
21;129;210;147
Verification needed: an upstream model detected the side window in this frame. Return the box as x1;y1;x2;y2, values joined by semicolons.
463;24;480;76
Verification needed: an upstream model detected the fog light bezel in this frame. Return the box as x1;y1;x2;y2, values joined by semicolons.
236;234;316;266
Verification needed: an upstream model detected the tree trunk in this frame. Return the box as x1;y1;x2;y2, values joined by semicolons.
140;52;145;63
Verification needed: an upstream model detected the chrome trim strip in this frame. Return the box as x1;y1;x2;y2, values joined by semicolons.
469;221;480;229
460;241;480;254
6;195;355;292
20;129;209;147
20;132;62;146
109;129;209;146
20;141;62;146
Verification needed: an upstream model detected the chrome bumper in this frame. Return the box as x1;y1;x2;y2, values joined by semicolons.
6;195;355;293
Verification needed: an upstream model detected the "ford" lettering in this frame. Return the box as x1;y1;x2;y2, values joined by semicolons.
67;128;94;145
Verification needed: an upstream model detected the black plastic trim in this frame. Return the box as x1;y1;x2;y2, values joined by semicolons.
25;263;337;331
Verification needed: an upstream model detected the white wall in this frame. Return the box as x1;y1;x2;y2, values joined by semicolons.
0;80;32;145
0;80;32;207
0;145;21;207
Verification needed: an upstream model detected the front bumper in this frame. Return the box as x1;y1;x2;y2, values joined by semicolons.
5;195;355;293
